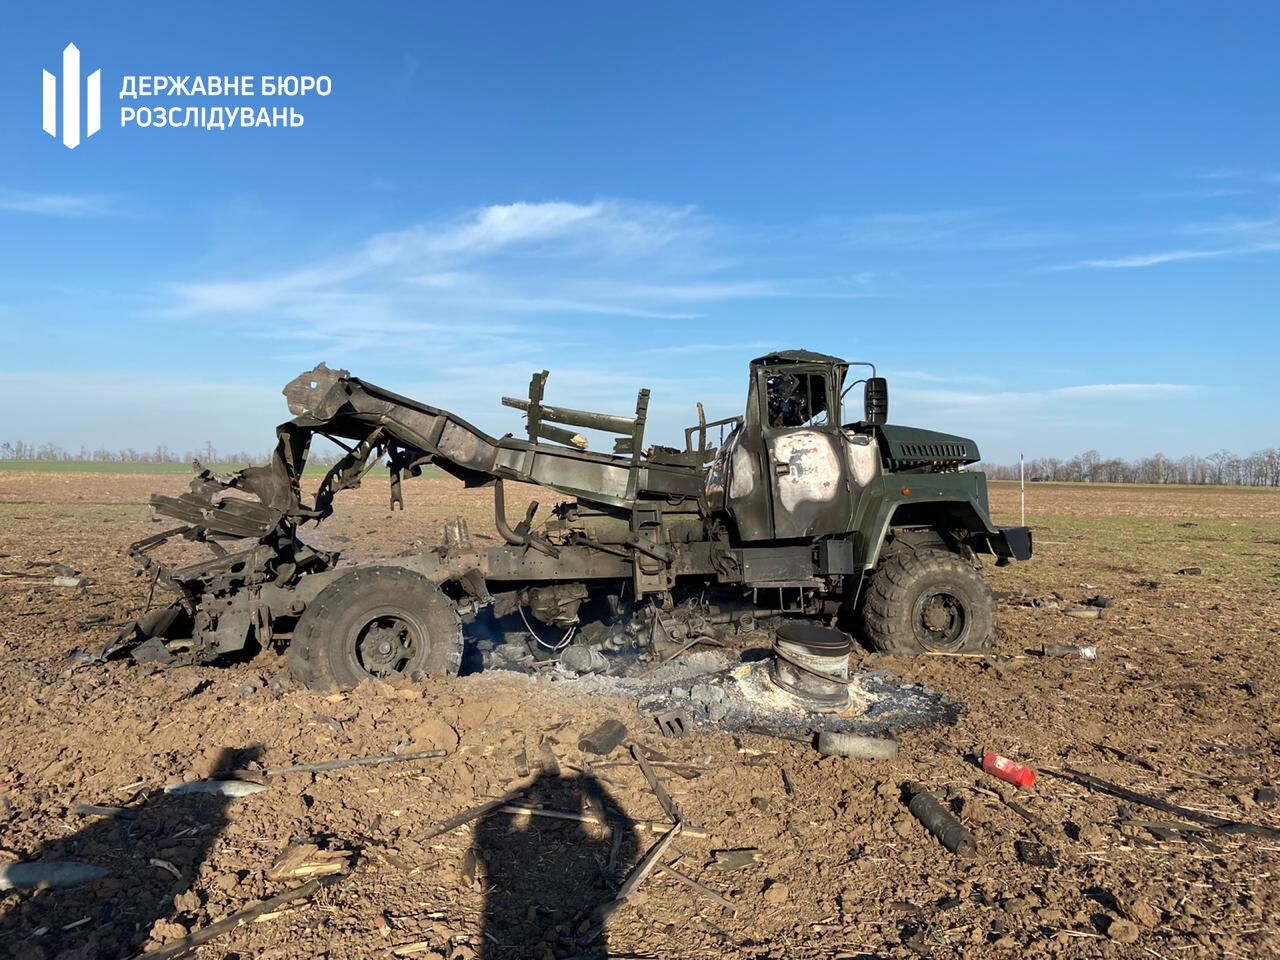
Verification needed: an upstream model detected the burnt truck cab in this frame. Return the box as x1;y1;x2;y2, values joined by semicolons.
706;350;1032;566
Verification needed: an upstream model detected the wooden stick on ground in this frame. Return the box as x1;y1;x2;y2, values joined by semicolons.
655;862;737;914
630;744;682;823
422;796;519;842
498;803;709;839
265;749;448;777
608;821;682;909
132;876;336;959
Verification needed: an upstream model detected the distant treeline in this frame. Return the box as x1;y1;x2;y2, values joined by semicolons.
0;441;344;467
982;448;1280;487
7;441;1279;487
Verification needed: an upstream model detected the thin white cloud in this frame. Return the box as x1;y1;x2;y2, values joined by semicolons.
1045;241;1280;271
1193;167;1280;183
1046;249;1227;270
1050;383;1199;398
888;369;1000;386
1180;215;1280;236
845;209;1063;251
1045;198;1280;270
161;199;869;349
0;189;119;217
899;382;1201;411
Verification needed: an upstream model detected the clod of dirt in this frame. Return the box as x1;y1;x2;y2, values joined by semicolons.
763;881;790;904
1072;821;1106;846
1107;918;1141;943
410;718;460;752
1121;898;1161;928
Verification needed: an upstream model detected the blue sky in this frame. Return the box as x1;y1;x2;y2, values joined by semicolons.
1;3;1276;463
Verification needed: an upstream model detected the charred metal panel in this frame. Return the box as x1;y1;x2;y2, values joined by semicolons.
738;546;814;584
484;544;632;582
767;430;845;539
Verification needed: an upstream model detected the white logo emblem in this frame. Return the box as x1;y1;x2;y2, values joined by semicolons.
43;43;101;149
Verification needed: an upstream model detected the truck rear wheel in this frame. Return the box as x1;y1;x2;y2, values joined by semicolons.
288;566;463;690
862;548;996;656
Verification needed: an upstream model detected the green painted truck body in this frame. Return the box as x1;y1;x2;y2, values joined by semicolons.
119;349;1031;664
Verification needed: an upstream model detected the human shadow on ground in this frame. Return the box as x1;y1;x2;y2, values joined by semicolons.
472;771;640;960
0;746;258;960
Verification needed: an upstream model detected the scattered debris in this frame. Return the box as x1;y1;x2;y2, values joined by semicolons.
1013;839;1057;867
1097;742;1160;773
769;622;853;711
264;748;448;776
815;731;899;760
654;862;737;914
560;645;610;675
266;842;354;881
537;739;561;777
578;719;628;756
1002;796;1056;836
499;803;709;839
71;802;138;820
603;820;682;915
421;790;531;842
392;941;446;958
780;768;795;796
149;858;182;880
905;782;976;857
1063;607;1105;620
162;780;268;798
1042;767;1280;839
1081;595;1111;608
654;709;689;738
981;752;1036;788
1041;643;1097;660
630;743;683;823
709;848;762;871
133;876;340;959
0;861;110;891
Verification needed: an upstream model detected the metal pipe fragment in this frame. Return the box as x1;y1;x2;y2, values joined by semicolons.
815;732;898;760
163;780;268;798
502;396;636;435
0;862;109;890
905;781;976;857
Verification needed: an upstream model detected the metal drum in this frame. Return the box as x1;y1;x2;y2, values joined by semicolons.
769;621;851;710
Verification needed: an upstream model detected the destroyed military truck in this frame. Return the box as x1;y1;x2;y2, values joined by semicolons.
113;350;1031;689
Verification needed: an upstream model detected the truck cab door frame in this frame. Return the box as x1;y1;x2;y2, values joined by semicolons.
755;361;852;540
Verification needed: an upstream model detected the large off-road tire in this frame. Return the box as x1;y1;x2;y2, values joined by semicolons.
288;566;463;690
862;547;996;656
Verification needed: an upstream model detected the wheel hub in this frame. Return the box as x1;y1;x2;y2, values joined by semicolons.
355;616;420;676
914;590;968;650
921;599;954;632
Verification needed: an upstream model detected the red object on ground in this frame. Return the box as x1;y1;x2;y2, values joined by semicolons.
982;752;1036;788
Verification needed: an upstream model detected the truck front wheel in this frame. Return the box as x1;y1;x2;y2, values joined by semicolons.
861;548;996;656
288;566;463;690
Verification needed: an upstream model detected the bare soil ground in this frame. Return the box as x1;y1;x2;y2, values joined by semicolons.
1;472;1278;960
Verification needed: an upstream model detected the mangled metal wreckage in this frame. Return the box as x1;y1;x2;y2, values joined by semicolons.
113;351;1031;689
